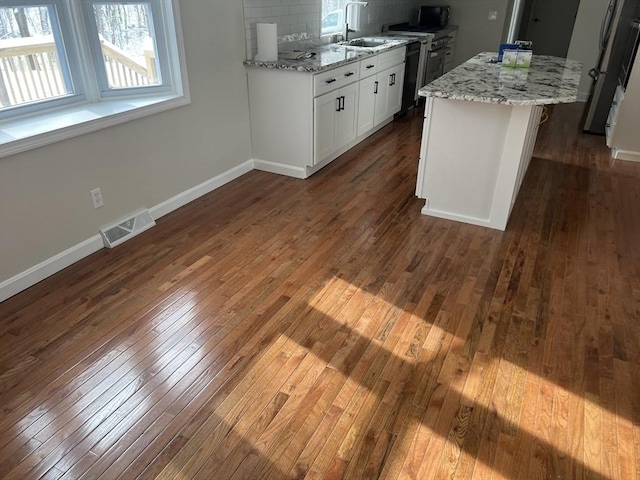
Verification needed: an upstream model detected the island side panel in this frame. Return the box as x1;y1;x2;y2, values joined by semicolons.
488;104;542;229
418;97;512;228
247;68;314;178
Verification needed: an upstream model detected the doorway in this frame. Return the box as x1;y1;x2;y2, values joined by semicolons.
518;0;581;57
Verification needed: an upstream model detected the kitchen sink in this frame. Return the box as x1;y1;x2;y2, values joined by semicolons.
342;38;389;48
338;37;396;50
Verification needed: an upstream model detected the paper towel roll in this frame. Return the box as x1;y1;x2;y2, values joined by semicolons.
348;5;362;32
255;23;278;62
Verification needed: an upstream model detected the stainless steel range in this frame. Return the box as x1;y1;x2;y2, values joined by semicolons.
384;23;458;105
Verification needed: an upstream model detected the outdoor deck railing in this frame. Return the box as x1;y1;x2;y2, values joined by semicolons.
0;35;156;109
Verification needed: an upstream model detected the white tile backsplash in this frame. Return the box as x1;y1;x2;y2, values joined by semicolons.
243;0;422;59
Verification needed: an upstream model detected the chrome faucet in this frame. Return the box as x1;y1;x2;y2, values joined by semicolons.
344;1;369;41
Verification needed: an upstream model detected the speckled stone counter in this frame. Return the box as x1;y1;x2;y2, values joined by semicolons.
243;38;410;73
415;52;582;231
418;52;581;106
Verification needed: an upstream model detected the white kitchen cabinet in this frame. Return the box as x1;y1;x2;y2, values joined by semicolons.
389;65;405;114
357;75;377;136
376;63;405;125
246;45;406;179
606;49;640;162
315;82;359;163
358;49;406;137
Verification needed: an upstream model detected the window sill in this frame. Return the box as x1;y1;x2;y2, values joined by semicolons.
0;93;190;158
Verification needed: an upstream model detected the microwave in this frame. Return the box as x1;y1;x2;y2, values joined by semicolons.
418;6;450;28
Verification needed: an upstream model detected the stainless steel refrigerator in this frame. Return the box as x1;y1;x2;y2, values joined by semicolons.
583;0;640;134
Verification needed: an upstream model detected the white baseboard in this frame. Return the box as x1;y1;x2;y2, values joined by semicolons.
151;159;254;219
253;159;307;179
0;236;103;302
0;159;254;303
421;205;500;230
612;148;640;162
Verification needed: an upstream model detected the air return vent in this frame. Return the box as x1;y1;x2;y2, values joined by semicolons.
99;209;155;248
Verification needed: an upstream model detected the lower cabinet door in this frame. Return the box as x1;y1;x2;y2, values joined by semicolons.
357;75;377;136
387;64;405;117
315;83;361;165
337;82;359;148
373;63;405;127
314;91;340;164
374;70;391;127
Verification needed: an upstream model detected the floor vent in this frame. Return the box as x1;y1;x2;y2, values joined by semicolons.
99;209;156;248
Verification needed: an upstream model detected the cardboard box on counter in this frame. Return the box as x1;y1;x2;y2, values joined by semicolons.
501;49;532;68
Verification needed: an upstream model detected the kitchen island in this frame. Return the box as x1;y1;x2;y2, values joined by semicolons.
415;52;581;230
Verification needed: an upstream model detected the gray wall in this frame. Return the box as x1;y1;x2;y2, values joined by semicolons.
0;0;253;283
568;0;610;100
422;0;511;66
424;0;606;73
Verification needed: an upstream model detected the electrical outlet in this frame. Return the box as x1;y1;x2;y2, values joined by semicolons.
488;11;498;21
91;188;104;209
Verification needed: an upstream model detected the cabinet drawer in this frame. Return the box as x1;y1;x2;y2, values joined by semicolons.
314;63;360;97
378;46;406;71
360;57;378;78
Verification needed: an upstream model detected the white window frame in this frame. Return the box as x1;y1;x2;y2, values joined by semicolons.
81;0;171;97
0;0;86;116
0;0;189;157
321;0;347;38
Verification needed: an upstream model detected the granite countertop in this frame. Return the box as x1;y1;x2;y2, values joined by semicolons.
418;52;582;106
244;38;411;73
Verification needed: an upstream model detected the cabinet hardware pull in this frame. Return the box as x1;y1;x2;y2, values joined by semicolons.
326;78;337;84
374;81;378;94
366;64;375;69
341;96;345;111
336;97;341;112
344;72;354;77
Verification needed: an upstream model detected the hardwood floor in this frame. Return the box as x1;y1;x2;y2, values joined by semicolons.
1;103;638;480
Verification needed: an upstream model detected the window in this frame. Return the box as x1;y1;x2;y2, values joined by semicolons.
0;0;188;156
321;1;366;37
83;1;168;94
321;1;345;36
0;1;80;112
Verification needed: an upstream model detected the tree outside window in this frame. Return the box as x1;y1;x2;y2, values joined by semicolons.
0;0;178;117
0;5;72;109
